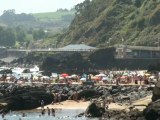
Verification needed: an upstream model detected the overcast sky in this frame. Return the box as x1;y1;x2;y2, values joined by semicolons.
0;0;85;15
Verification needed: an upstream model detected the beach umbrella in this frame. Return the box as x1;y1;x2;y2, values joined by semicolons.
95;73;107;77
61;73;69;78
17;80;23;84
59;76;65;80
102;77;110;81
66;76;72;78
6;76;11;80
145;73;151;76
123;73;128;76
80;78;86;81
120;76;128;79
41;76;50;80
91;76;101;80
149;76;155;79
71;74;77;78
51;73;58;77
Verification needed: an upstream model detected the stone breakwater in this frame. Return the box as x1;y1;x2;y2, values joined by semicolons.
0;83;153;117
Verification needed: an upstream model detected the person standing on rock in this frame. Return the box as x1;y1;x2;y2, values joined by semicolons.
73;91;79;102
41;100;44;109
51;93;56;104
54;93;58;104
58;93;61;104
135;79;138;84
116;77;120;85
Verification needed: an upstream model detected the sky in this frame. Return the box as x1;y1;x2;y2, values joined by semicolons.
0;0;85;15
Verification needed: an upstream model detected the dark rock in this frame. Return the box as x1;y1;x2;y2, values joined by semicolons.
110;89;119;95
143;99;160;120
152;81;160;102
0;85;54;111
85;102;105;117
78;89;99;100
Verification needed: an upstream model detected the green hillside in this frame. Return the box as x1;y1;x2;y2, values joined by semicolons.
55;0;160;47
0;9;76;48
33;11;75;21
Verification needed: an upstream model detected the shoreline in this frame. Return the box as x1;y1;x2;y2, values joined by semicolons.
108;95;152;111
37;100;90;110
35;95;152;111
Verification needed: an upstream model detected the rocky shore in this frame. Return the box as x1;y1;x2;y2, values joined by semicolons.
84;82;160;120
0;82;159;119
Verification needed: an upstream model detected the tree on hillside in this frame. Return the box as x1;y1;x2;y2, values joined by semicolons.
15;26;26;43
5;28;16;46
33;29;45;40
75;0;95;20
0;27;16;46
0;9;16;24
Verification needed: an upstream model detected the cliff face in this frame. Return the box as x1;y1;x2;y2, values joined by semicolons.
56;0;160;47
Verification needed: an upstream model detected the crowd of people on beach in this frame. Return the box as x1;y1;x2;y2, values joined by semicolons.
0;69;158;87
0;67;158;119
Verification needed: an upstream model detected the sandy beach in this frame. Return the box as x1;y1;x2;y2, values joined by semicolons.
108;95;152;111
37;95;152;112
37;100;90;110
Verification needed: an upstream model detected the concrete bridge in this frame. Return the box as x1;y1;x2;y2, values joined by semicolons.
8;44;98;52
1;44;160;62
0;44;98;62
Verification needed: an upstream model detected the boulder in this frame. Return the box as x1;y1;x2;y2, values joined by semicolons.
85;102;105;117
152;81;160;101
78;89;99;100
0;86;54;111
143;99;160;120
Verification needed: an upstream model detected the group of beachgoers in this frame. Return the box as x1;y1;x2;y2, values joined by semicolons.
40;100;55;117
0;70;157;87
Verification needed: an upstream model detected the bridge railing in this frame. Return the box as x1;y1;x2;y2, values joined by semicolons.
7;48;97;52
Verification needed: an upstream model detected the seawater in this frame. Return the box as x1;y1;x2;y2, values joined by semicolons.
2;109;99;120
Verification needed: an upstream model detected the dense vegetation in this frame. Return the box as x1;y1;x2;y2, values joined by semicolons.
55;0;160;47
0;9;75;48
1;0;160;48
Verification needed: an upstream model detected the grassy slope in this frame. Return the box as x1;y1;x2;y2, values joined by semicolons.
55;0;160;47
32;11;75;21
